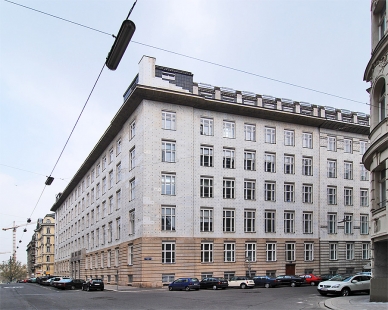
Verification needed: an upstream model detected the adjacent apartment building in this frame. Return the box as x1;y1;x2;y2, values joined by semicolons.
51;56;371;287
363;0;388;302
33;214;56;278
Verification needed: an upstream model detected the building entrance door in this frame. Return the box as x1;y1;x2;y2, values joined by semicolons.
286;264;295;275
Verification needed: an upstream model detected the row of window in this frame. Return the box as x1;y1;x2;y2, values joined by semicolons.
163;112;368;154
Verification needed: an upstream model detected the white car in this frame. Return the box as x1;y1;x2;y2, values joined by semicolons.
317;274;371;296
228;276;255;289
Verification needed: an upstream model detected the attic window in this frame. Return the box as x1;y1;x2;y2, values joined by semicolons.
162;72;175;81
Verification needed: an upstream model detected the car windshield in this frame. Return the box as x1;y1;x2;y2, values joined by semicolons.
342;276;353;282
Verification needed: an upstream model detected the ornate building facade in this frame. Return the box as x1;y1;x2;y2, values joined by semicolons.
363;0;388;302
33;214;55;277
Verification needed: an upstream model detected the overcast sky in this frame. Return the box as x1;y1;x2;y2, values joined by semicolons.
0;0;371;265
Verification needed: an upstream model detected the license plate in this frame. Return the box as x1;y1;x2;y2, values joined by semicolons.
94;284;100;285
321;287;327;291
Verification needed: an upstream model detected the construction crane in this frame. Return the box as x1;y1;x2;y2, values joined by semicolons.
2;221;36;261
0;252;11;254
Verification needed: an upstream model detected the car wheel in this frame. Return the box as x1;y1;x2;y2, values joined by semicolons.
366;289;370;295
310;282;315;286
168;286;173;291
240;283;247;289
71;285;75;290
341;288;350;296
264;283;270;288
319;292;327;296
86;286;90;292
185;286;190;291
212;285;217;290
290;282;296;287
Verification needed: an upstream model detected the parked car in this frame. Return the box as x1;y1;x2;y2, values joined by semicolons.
56;279;84;290
52;277;71;288
275;275;304;287
253;276;279;288
41;278;54;286
299;274;322;286
317;274;371;296
27;277;36;283
82;278;104;291
319;274;337;282
168;278;200;291
200;277;228;290
228;276;255;289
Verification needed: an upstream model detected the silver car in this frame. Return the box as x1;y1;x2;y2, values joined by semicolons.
317;274;371;296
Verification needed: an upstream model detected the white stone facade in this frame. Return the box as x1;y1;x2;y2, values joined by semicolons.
52;56;370;287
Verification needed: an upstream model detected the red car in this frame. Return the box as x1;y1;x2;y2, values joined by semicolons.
300;274;322;286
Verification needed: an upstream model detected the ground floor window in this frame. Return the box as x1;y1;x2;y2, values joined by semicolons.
162;274;175;283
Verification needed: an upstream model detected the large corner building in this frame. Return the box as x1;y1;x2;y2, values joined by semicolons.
363;0;388;302
51;55;371;287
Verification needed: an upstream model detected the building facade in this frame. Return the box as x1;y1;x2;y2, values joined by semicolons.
33;214;55;277
363;0;388;302
26;234;36;277
52;56;370;287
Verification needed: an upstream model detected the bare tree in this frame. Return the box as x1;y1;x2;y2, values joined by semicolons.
0;258;27;283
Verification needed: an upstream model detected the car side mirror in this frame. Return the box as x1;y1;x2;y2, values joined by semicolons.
351;280;358;283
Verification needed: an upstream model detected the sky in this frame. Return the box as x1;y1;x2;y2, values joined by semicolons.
0;0;371;265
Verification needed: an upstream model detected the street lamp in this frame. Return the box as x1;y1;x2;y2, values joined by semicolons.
245;257;252;277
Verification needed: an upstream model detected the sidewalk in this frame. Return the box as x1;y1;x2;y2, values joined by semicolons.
324;295;387;310
104;284;165;291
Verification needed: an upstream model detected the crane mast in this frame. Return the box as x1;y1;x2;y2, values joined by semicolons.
2;221;36;261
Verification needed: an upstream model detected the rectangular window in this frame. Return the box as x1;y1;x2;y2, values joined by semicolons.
200;208;213;232
102;177;107;194
265;182;276;201
201;242;213;263
162;242;175;263
130;120;135;139
116;139;122;155
327;160;337;178
328;213;337;234
360;141;367;155
265;210;276;233
302;184;313;203
329;243;337;260
223;209;235;232
109;170;113;188
346;243;354;260
102;156;107;171
344;214;353;234
304;243;314;261
162;141;176;163
344;139;352;153
102;201;107;218
284;155;294;174
266;243;276;261
344;187;353;206
200;177;213;198
244;124;256;141
265;153;276;172
223;121;235;138
362;243;370;260
360;165;369;181
244;151;255;170
360;215;369;234
327;186;337;205
102;225;106;245
108;222;112;243
200;146;213;167
116;218;121;240
162;174;176;195
244;180;255;200
303;212;313;234
223;148;235;169
223;178;235;199
360;189;368;207
245;243;256;262
130;147;135;170
265;127;276;144
116;190;121;210
244;210;255;232
200;117;213;136
162;206;176;231
302;157;312;176
285;243;295;261
162;111;176;130
109;148;114;163
327;136;336;151
224;243;235;262
344;161;353;179
302;132;313;149
109;196;114;214
116;163;122;182
284;130;294;146
284;183;294;202
129;210;135;235
129;178;135;201
284;211;295;233
128;244;133;265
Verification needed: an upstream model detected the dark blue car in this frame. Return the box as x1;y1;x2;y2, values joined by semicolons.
253;276;280;288
168;277;200;291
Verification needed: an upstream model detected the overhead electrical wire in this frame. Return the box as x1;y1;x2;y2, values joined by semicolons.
4;0;369;107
